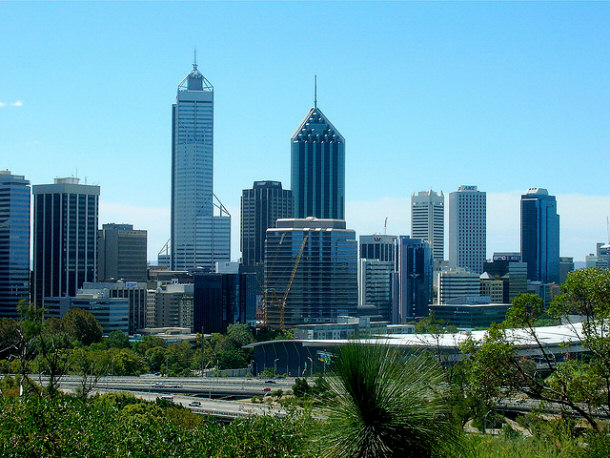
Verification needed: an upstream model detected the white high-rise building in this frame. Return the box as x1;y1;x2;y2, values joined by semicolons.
449;185;486;274
411;190;444;262
171;57;230;271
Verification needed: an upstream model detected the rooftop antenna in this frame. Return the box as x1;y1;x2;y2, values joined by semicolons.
193;47;197;69
384;217;388;235
314;75;317;108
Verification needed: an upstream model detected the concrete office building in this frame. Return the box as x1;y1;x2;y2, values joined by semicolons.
521;188;560;284
150;283;194;330
479;273;504;304
33;178;99;306
411;190;444;262
0;171;30;318
82;281;148;333
264;218;358;329
449;185;486;274
97;224;147;282
45;292;129;334
396;236;433;322
291;102;345;220
437;269;481;305
193;272;257;334
359;235;398;322
240;181;293;269
171;58;230;271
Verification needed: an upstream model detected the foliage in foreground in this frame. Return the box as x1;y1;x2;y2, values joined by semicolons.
0;392;313;457
315;343;463;457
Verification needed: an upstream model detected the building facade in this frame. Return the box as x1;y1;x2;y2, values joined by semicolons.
411;190;444;263
0;171;30;318
97;223;147;282
193;272;257;334
264;218;358;329
240;181;293;268
291;105;345;219
32;178;99;306
437;269;481;305
358;235;398;322
396;236;433;322
449;185;486;274
171;59;230;271
520;188;560;284
482;253;528;304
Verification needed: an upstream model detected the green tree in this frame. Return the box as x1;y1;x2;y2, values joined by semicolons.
132;335;165;355
217;349;248;370
317;343;461;457
225;323;254;350
145;346;167;372
106;330;130;349
62;308;103;346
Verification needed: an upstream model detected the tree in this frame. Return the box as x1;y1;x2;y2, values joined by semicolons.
106;330;130;349
317;343;461;457
62;308;103;346
463;270;610;431
68;347;108;400
225;324;254;350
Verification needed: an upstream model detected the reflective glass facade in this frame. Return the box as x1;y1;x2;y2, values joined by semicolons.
397;236;433;321
291;107;345;219
0;171;30;318
264;218;357;329
33;178;99;306
171;62;230;271
520;188;560;283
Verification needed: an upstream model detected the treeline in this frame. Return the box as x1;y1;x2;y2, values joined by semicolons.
0;304;258;388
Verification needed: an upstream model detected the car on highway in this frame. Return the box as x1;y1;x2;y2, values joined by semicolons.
189;401;202;407
262;387;271;392
264;380;276;384
159;395;174;402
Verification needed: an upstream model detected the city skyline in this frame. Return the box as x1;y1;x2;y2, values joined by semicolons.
2;3;610;261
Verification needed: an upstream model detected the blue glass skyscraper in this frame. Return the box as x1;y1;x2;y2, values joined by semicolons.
520;188;560;284
397;236;433;322
291;102;345;220
171;58;230;271
0;171;30;318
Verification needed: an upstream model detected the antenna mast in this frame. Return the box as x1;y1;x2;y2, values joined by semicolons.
314;75;317;108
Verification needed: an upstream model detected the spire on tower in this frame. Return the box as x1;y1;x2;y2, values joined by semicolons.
193;47;198;70
314;75;317;108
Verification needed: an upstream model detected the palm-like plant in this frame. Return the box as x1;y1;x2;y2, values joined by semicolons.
316;342;461;457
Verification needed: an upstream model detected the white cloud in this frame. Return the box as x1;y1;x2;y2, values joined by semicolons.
0;102;5;107
11;100;23;107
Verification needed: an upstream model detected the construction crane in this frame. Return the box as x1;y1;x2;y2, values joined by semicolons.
262;234;309;329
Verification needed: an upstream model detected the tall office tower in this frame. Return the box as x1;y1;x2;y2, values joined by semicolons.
396;236;433;322
520;188;560;284
411;190;444;262
483;253;528;303
0;171;30;318
171;58;230;271
241;181;293;269
33;178;99;306
97;223;147;282
264;218;357;329
559;257;575;284
291;101;345;219
359;235;398;322
449;185;486;274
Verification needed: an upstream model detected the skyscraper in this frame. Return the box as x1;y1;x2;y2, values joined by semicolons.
171;58;230;271
33;177;99;306
520;188;560;284
97;223;147;282
0;171;30;318
411;190;444;262
396;236;433;322
449;185;486;274
264;218;358;329
291;101;345;220
359;235;398;322
240;181;293;268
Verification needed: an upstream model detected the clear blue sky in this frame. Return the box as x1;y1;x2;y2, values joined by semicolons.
1;2;609;261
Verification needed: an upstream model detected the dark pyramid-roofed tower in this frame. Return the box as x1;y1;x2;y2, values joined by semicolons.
290;86;345;219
